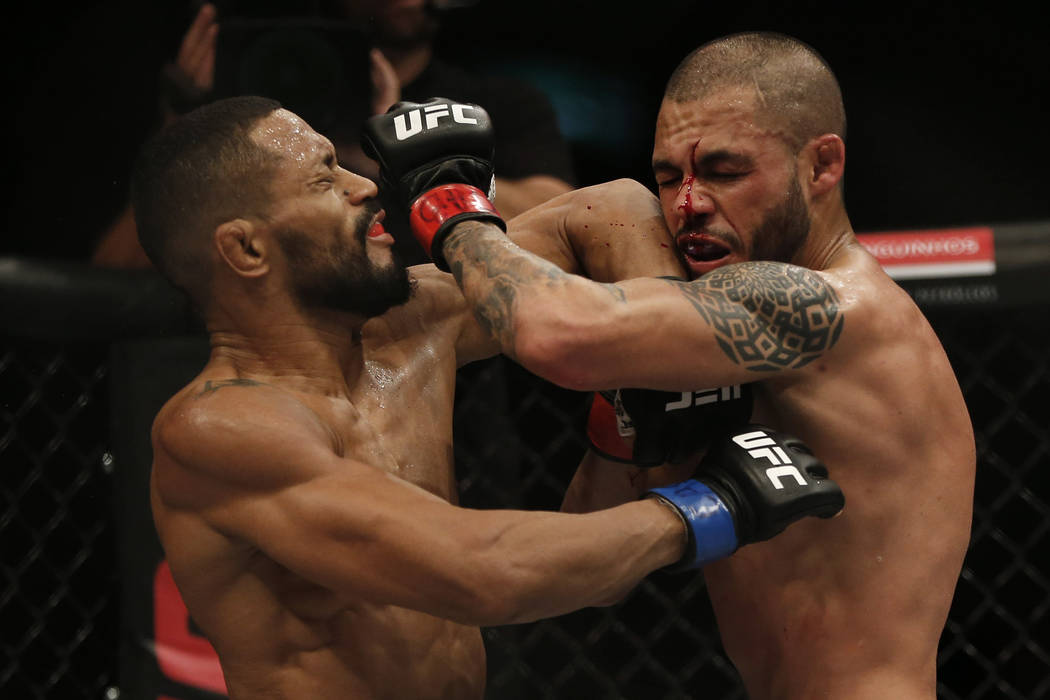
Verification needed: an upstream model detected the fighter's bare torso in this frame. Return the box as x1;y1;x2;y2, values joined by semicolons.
700;246;974;698
536;182;975;698
150;268;491;700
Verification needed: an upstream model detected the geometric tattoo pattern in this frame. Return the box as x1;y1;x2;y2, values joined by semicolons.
674;262;845;372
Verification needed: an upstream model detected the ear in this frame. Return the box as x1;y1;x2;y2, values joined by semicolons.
215;219;269;278
803;134;845;196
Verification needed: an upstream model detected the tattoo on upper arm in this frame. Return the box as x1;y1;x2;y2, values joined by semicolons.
195;378;265;398
674;262;844;371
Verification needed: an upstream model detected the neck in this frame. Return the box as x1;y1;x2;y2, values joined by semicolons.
793;201;855;271
206;302;368;397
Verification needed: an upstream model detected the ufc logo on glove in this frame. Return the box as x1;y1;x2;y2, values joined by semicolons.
394;102;479;140
732;429;809;489
664;385;744;410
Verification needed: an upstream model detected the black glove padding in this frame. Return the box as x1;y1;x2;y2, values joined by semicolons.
695;424;844;545
361;97;504;270
361;97;497;208
618;384;754;467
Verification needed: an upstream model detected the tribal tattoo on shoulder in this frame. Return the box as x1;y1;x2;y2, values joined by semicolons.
674;262;845;371
194;378;265;398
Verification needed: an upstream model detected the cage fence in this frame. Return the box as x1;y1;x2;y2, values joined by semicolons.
1;258;1047;699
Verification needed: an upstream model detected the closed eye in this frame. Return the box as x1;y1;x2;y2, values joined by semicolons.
706;171;747;181
696;150;753;181
653;170;681;188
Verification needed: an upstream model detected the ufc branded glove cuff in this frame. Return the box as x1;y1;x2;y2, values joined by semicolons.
645;424;844;571
360;97;504;269
410;184;505;271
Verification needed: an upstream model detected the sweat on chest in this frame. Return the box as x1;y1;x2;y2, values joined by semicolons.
315;362;456;498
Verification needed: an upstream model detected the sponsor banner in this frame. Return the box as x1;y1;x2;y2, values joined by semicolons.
856;227;995;279
154;561;227;695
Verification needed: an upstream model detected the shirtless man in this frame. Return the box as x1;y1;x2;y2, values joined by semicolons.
366;32;975;699
135;95;842;698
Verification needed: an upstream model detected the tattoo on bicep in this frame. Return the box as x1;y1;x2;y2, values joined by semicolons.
674;262;845;371
195;378;265;398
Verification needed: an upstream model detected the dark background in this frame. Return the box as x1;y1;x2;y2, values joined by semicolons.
3;0;1048;261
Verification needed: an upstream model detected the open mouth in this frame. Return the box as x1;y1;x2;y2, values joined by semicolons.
366;210;389;239
677;233;732;264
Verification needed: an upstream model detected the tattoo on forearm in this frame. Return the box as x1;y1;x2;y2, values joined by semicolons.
195;378;264;398
674;262;844;371
444;223;575;349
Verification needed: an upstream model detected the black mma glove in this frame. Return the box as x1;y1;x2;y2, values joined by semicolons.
585;390;634;463
647;424;844;570
360;97;505;271
587;386;754;467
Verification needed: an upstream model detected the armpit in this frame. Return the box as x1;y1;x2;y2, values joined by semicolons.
676;262;845;371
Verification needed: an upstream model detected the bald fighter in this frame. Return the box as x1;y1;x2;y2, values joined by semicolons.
366;32;975;700
135;95;843;699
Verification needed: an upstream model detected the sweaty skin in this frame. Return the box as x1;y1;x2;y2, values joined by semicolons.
151;275;492;699
440;85;975;699
149;112;686;700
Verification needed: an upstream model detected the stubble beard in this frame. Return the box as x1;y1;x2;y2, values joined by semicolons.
750;175;812;265
278;207;413;318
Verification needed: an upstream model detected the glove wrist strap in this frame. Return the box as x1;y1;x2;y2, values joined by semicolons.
646;480;738;571
409;184;505;271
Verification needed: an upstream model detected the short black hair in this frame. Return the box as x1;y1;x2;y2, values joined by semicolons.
132;95;282;304
665;32;846;151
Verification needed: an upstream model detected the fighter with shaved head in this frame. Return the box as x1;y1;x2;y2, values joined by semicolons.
368;31;975;699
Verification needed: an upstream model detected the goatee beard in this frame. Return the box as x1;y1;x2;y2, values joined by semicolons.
277;214;414;318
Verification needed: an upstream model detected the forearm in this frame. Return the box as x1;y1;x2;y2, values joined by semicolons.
470;499;686;624
443;220;615;362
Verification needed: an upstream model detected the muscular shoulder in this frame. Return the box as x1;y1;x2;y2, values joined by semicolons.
682;261;848;372
152;378;332;498
817;247;928;347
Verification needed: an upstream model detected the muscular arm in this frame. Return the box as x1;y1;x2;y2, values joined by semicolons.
454;178;685;364
443;221;846;391
492;174;574;221
507;178;685;282
154;385;686;627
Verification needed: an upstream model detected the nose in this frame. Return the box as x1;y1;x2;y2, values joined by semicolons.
341;171;379;203
675;175;715;223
